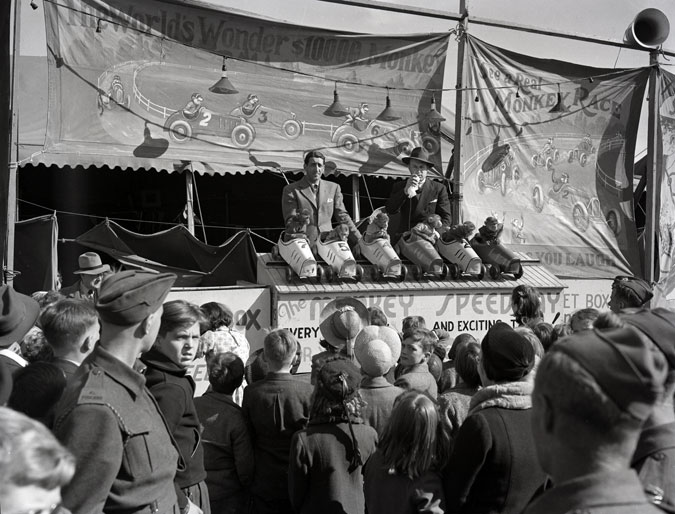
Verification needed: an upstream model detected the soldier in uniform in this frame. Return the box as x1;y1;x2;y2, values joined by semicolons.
608;275;653;313
525;327;669;514
53;270;186;514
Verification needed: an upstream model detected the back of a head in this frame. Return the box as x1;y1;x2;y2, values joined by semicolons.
448;333;476;361
511;285;542;326
514;326;545;359
532;322;555;353
481;322;535;383
368;306;388;327
207;352;244;394
8;362;67;424
569;308;600;333
40;298;98;353
380;391;450;479
455;342;482;388
264;328;298;369
200;301;233;332
402;315;426;332
0;406;75;497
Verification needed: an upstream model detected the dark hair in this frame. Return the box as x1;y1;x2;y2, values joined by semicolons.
39;298;98;352
532;322;556;352
593;311;625;330
207;352;244;394
511;285;543;327
200;302;233;333
368;306;388;327
20;327;53;363
570;308;600;333
31;290;65;312
304;150;325;165
448;333;476;360
159;300;205;336
455;342;481;388
402;315;426;332
8;362;67;426
379;391;451;479
402;328;434;354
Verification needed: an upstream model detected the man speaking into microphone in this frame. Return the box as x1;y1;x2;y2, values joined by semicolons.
385;147;452;244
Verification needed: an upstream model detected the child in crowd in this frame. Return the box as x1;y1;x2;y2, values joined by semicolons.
531;322;555;352
395;328;438;398
511;285;544;329
355;325;404;435
194;352;253;514
364;391;450;514
242;329;313;514
569;307;600;332
289;357;378;514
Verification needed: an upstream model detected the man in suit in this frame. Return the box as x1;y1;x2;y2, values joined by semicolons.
59;252;111;302
281;150;361;246
385;147;452;244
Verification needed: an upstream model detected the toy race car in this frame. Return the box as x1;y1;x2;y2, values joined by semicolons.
435;238;486;280
272;236;323;283
470;238;523;280
164;105;256;148
358;237;406;281
395;233;448;280
316;236;363;282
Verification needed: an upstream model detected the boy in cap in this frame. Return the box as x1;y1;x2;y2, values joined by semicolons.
242;329;313;514
60;252;111;301
385;147;452;244
609;275;653;313
525;327;669;514
53;270;185;514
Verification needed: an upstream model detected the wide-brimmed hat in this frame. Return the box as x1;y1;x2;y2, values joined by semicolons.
0;285;40;348
354;325;401;376
319;298;369;352
73;252;111;275
402;147;435;167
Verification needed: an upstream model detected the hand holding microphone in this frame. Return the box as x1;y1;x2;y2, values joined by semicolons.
405;175;421;198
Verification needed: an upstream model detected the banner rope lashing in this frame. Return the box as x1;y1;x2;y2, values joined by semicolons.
191;172;208;244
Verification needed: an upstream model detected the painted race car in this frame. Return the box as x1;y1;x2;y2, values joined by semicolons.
331;118;438;156
358;237;405;281
435;238;486;280
316;236;363;281
164;104;256;148
229;94;304;140
272;236;323;283
531;138;560;170
97;75;130;113
470;237;523;280
567;134;596;167
395;233;448;280
476;143;520;196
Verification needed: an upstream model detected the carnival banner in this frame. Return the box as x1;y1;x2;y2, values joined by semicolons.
461;36;649;278
41;0;449;177
654;68;675;304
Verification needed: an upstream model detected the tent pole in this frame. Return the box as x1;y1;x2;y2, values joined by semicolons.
352;175;360;221
452;0;468;224
645;52;659;286
185;166;195;236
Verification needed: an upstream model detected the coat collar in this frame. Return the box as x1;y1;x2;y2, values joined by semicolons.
83;345;146;398
361;375;395;389
632;422;675;465
297;176;321;208
141;346;188;377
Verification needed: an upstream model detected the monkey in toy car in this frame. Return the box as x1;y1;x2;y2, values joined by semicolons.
364;212;390;243
474;216;504;245
441;221;476;243
323;224;350;243
411;214;443;244
282;209;310;243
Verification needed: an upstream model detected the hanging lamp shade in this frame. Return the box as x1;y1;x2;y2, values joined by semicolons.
425;96;445;122
210;58;238;94
377;90;401;121
324;85;349;117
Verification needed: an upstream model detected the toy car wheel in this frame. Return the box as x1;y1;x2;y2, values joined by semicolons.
439;263;449;280
489;264;501;280
316;265;325;283
337;133;360;154
530;155;538;168
512;165;521;186
477;170;486;193
514;264;524;280
545;157;553;171
285;267;294;283
399;265;407;282
231;124;255;148
532;185;545;213
324;265;334;282
355;265;364;282
449;263;460;280
476;264;486;281
568;151;574;163
606;209;622;236
500;172;508;196
271;245;281;260
395;138;414;156
282;119;302;140
553;149;560;162
422;135;439;155
573;202;590;232
580;153;588;167
169;119;192;143
412;264;422;280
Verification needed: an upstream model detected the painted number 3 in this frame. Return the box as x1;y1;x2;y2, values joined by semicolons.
199;111;212;127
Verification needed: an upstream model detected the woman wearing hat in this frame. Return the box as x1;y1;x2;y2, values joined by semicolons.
385;147;452;244
443;322;547;514
288;356;378;514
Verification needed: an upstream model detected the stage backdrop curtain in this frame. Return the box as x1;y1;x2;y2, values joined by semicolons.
461;35;649;279
36;0;451;179
14;214;59;294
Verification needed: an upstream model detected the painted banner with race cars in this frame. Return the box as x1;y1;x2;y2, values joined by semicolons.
460;35;649;279
40;0;450;178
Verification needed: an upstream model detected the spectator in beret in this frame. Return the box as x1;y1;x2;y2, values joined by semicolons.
444;322;546;514
609;275;653;313
395;328;438;398
289;356;378;514
619;308;675;511
569;307;600;333
525;327;669;514
354;325;404;435
194;352;253;514
52;270;182;514
0;406;75;514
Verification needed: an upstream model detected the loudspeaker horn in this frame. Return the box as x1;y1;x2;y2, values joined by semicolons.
624;8;670;49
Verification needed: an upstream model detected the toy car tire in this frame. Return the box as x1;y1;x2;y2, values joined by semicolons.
449;263;460;280
412;264;422;281
580;153;588;167
476;264;486;281
489;264;501;280
355;265;364;282
399;265;407;282
231;124;255;149
532;185;545;213
514;264;524;280
422;135;439;155
285;267;294;283
282;119;302;140
323;265;334;283
606;209;622;236
316;265;325;283
439;263;449;280
168;119;192;143
337;133;360;154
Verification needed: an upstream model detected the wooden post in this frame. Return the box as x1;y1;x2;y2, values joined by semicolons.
645;51;659;283
0;1;13;283
452;0;468;224
185;166;195;236
352;174;360;221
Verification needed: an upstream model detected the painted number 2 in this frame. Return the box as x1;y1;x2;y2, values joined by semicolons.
199;111;212;127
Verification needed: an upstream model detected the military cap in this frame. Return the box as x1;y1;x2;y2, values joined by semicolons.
553;327;667;420
613;275;653;306
620;307;675;368
96;271;176;325
481;321;535;382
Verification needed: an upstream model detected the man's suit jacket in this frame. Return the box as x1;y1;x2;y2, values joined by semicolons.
385;178;452;241
282;177;360;240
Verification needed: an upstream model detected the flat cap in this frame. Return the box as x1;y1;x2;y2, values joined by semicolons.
620;307;675;369
553;328;667;420
96;271;176;325
613;275;653;306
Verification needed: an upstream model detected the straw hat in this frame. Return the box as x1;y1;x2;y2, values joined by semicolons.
319;298;369;353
